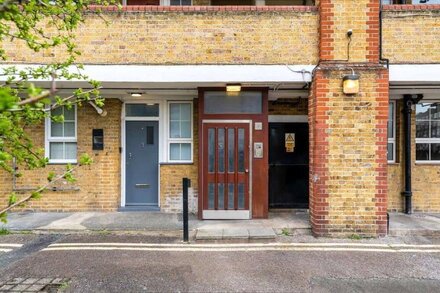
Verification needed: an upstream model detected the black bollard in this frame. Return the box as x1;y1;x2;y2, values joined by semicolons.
182;178;191;242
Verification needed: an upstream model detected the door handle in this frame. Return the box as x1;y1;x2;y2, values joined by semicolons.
245;169;249;173
128;153;132;159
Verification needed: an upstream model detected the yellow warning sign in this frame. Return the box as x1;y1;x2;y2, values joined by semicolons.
285;133;295;153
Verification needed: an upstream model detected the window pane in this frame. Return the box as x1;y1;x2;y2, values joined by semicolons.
181;143;191;160
51;122;63;137
204;91;263;114
228;183;234;209
180;103;191;121
65;143;77;160
64;122;75;137
432;121;440;138
387;143;394;162
431;104;440;120
170;104;180;121
416;121;430;138
64;107;75;120
170;144;180;160
228;128;235;172
416;103;430;121
432;144;440;161
181;121;191;138
238;183;245;209
170;121;180;138
238;128;245;172
388;102;394;139
208;128;215;173
125;104;159;117
416;143;430;161
218;128;225;173
50;142;64;160
52;107;62;117
218;183;224;210
208;183;215;209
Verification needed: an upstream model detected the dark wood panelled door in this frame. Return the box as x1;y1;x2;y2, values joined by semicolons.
202;122;250;219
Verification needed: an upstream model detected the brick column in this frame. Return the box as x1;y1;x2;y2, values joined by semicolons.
309;0;388;237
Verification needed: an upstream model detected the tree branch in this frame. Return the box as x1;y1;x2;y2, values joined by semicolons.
0;164;81;215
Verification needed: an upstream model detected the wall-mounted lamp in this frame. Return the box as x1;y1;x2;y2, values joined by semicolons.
130;92;143;97
226;84;241;93
342;69;360;95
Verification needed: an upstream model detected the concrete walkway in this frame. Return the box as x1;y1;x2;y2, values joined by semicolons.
389;213;440;237
4;211;439;239
1;210;311;240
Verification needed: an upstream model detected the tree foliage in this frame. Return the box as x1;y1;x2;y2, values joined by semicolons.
0;0;119;222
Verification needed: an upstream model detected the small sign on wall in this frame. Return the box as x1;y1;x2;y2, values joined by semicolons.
285;133;295;153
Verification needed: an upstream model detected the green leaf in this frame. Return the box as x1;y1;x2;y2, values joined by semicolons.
31;191;41;200
47;171;56;182
0;213;7;224
79;153;93;166
8;193;17;206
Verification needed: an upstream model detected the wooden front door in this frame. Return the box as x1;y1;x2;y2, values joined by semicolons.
202;122;251;219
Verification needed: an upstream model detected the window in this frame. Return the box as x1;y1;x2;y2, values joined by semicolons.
416;102;440;162
388;101;396;163
46;106;77;163
168;102;193;162
204;91;263;114
170;0;191;4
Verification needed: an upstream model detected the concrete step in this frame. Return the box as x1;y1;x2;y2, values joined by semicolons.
196;227;276;241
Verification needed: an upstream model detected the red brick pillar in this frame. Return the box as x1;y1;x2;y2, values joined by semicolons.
309;0;388;237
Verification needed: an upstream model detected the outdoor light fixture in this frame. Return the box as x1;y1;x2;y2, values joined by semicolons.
342;69;360;95
226;84;241;93
130;92;143;97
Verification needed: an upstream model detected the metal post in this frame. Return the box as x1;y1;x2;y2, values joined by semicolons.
182;178;191;242
402;96;413;214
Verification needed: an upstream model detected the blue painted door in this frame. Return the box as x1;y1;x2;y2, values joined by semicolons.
125;121;159;206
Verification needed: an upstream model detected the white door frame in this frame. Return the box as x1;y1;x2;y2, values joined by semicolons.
120;100;165;208
201;119;253;220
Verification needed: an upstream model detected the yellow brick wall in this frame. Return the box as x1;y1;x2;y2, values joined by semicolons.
329;0;371;63
4;10;318;65
388;100;440;212
269;97;308;115
160;99;199;213
0;99;122;212
383;9;440;63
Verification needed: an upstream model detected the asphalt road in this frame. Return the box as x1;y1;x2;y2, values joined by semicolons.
1;234;440;292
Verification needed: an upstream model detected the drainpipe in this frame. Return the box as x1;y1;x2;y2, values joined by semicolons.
402;94;423;214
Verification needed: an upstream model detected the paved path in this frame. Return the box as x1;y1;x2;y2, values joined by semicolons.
1;234;440;292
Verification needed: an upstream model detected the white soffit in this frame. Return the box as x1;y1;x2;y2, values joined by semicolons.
0;64;314;89
390;64;440;85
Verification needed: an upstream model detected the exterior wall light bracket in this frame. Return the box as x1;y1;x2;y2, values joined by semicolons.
342;69;359;95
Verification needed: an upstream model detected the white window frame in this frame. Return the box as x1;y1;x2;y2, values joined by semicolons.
388;101;396;163
161;0;193;5
415;101;440;164
45;105;78;164
167;101;193;163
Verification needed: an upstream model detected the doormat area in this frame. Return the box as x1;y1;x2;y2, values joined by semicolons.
0;278;70;292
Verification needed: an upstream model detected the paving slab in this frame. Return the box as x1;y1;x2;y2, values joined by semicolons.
248;227;276;239
389;213;440;237
196;229;223;240
222;228;249;239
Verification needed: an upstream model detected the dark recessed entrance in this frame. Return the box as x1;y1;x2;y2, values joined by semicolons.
269;122;309;208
